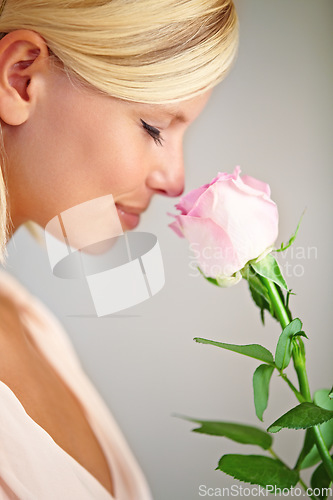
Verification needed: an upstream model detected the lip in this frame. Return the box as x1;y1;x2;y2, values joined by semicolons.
115;203;147;215
115;203;142;230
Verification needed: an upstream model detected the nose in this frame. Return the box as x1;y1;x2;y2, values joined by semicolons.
146;143;185;198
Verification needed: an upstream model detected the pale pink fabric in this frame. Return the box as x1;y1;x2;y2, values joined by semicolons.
0;271;153;500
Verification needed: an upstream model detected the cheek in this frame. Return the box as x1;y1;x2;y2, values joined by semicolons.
20;82;150;223
98;142;147;193
85;121;149;196
48;125;148;215
48;82;149;197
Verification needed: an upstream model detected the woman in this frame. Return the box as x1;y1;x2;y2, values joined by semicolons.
0;1;238;498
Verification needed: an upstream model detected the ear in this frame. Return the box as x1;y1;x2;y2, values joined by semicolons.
0;30;50;126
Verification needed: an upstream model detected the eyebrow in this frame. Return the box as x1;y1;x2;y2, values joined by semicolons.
134;101;188;123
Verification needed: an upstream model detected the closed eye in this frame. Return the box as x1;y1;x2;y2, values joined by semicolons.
140;119;164;146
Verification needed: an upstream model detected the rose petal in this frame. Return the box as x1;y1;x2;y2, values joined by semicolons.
208;166;241;186
187;179;278;269
174;184;209;215
174;215;243;277
168;167;279;279
240;174;271;197
168;220;185;238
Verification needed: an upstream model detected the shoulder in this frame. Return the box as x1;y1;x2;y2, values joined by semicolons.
0;273;25;356
0;270;31;305
0;270;38;354
0;271;33;337
0;270;83;373
0;269;65;344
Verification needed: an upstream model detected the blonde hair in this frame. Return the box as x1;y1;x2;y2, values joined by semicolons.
0;0;238;260
0;127;8;262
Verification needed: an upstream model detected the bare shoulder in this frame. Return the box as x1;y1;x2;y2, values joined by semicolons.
0;291;24;337
0;285;115;496
0;290;37;400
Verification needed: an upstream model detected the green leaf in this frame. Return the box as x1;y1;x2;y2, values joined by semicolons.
179;417;272;450
329;386;333;400
197;266;242;288
314;390;333;411
244;267;291;324
216;454;299;489
242;266;270;301
249;284;267;324
194;338;274;364
246;271;274;324
300;390;333;469
295;428;315;470
311;456;333;499
275;318;303;370
251;253;288;291
276;211;304;253
197;266;220;287
253;364;275;421
248;284;268;324
268;403;333;434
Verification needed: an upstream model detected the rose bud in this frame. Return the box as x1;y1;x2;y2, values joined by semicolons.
168;167;279;287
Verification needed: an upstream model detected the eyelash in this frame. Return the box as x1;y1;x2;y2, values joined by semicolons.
140;119;164;146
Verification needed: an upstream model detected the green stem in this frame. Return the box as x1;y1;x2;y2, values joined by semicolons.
279;372;305;403
259;276;333;482
298;477;318;500
293;342;333;480
312;426;333;478
268;447;282;461
292;338;312;401
259;276;290;328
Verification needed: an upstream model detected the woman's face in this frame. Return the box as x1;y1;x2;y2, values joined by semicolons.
6;63;211;232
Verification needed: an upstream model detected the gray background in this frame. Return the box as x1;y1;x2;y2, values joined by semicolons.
2;1;332;498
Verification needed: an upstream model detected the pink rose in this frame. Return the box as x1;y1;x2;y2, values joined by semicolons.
168;167;279;286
